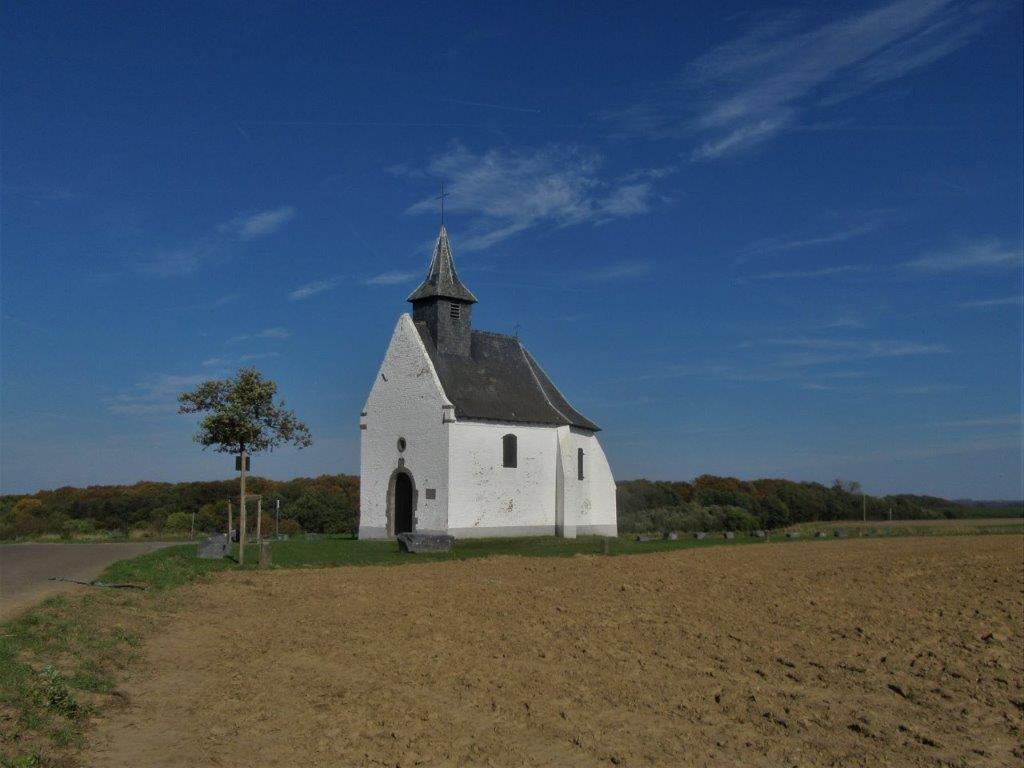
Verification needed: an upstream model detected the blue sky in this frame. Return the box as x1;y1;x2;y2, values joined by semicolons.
2;0;1022;498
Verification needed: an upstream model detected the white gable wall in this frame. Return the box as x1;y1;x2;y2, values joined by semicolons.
358;314;452;538
447;421;557;537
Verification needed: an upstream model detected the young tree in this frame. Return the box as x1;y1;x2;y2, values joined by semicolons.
178;367;311;564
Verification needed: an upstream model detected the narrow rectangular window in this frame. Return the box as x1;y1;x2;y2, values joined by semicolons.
503;434;517;468
450;302;461;319
577;448;584;480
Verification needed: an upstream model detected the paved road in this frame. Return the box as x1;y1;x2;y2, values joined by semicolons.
0;542;176;619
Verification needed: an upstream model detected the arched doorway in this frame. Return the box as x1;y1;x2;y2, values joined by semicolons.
393;472;414;535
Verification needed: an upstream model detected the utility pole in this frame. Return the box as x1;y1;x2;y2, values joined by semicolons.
189;510;195;540
227;500;233;544
862;491;866;522
239;449;248;566
275;499;280;539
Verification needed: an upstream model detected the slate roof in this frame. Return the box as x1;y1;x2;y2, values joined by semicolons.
414;323;600;432
407;226;478;304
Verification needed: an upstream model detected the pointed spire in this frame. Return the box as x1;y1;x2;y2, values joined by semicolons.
407;225;478;304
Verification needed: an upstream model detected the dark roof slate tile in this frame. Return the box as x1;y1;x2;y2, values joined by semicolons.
414;323;599;431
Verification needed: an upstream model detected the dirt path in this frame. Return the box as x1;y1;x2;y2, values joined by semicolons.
85;536;1023;767
0;542;174;619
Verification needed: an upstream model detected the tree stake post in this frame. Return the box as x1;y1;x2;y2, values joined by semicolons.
239;449;247;566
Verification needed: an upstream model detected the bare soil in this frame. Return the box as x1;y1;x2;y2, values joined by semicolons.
84;536;1023;767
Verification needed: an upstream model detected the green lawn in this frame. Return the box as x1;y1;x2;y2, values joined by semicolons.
98;520;1024;591
98;533;762;588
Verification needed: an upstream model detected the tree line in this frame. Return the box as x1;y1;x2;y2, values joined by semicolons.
615;476;1022;534
0;475;358;540
0;474;1019;540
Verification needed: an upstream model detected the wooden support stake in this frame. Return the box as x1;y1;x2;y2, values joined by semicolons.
239;450;247;566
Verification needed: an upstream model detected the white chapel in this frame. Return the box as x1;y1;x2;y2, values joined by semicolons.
358;225;617;539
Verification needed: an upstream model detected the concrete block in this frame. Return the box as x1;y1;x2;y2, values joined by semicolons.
663;531;679;540
723;531;736;539
693;531;707;540
397;532;454;553
197;534;228;560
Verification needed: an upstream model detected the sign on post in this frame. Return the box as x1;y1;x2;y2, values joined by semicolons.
235;455;251;472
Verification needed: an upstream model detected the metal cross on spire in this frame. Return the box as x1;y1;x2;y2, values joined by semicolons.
436;183;450;226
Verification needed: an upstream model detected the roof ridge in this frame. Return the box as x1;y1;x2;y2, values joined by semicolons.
520;344;600;432
516;340;573;425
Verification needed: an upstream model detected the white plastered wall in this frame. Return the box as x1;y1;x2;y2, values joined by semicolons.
556;426;618;537
446;421;558;537
358;314;452;538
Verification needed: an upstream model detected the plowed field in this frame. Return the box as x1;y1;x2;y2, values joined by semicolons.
85;536;1023;767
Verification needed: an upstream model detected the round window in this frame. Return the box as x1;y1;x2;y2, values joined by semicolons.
397;437;407;453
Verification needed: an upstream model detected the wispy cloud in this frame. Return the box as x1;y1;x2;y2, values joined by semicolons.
606;0;995;159
959;295;1023;308
201;352;280;368
793;432;1020;467
758;337;948;367
740;217;886;257
227;327;290;344
140;243;217;278
439;97;541;114
743;239;1021;281
906;240;1023;272
288;277;343;301
363;270;421;286
220;206;297;240
820;311;867;330
584;261;653;281
890;383;963;395
178;293;240;312
106;374;210;416
140;206;297;277
941;415;1020;427
399;143;664;250
745;264;873;281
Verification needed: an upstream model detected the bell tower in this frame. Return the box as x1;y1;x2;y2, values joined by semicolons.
407;226;477;356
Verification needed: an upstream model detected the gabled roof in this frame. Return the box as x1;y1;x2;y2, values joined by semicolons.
406;225;478;304
414;323;600;431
